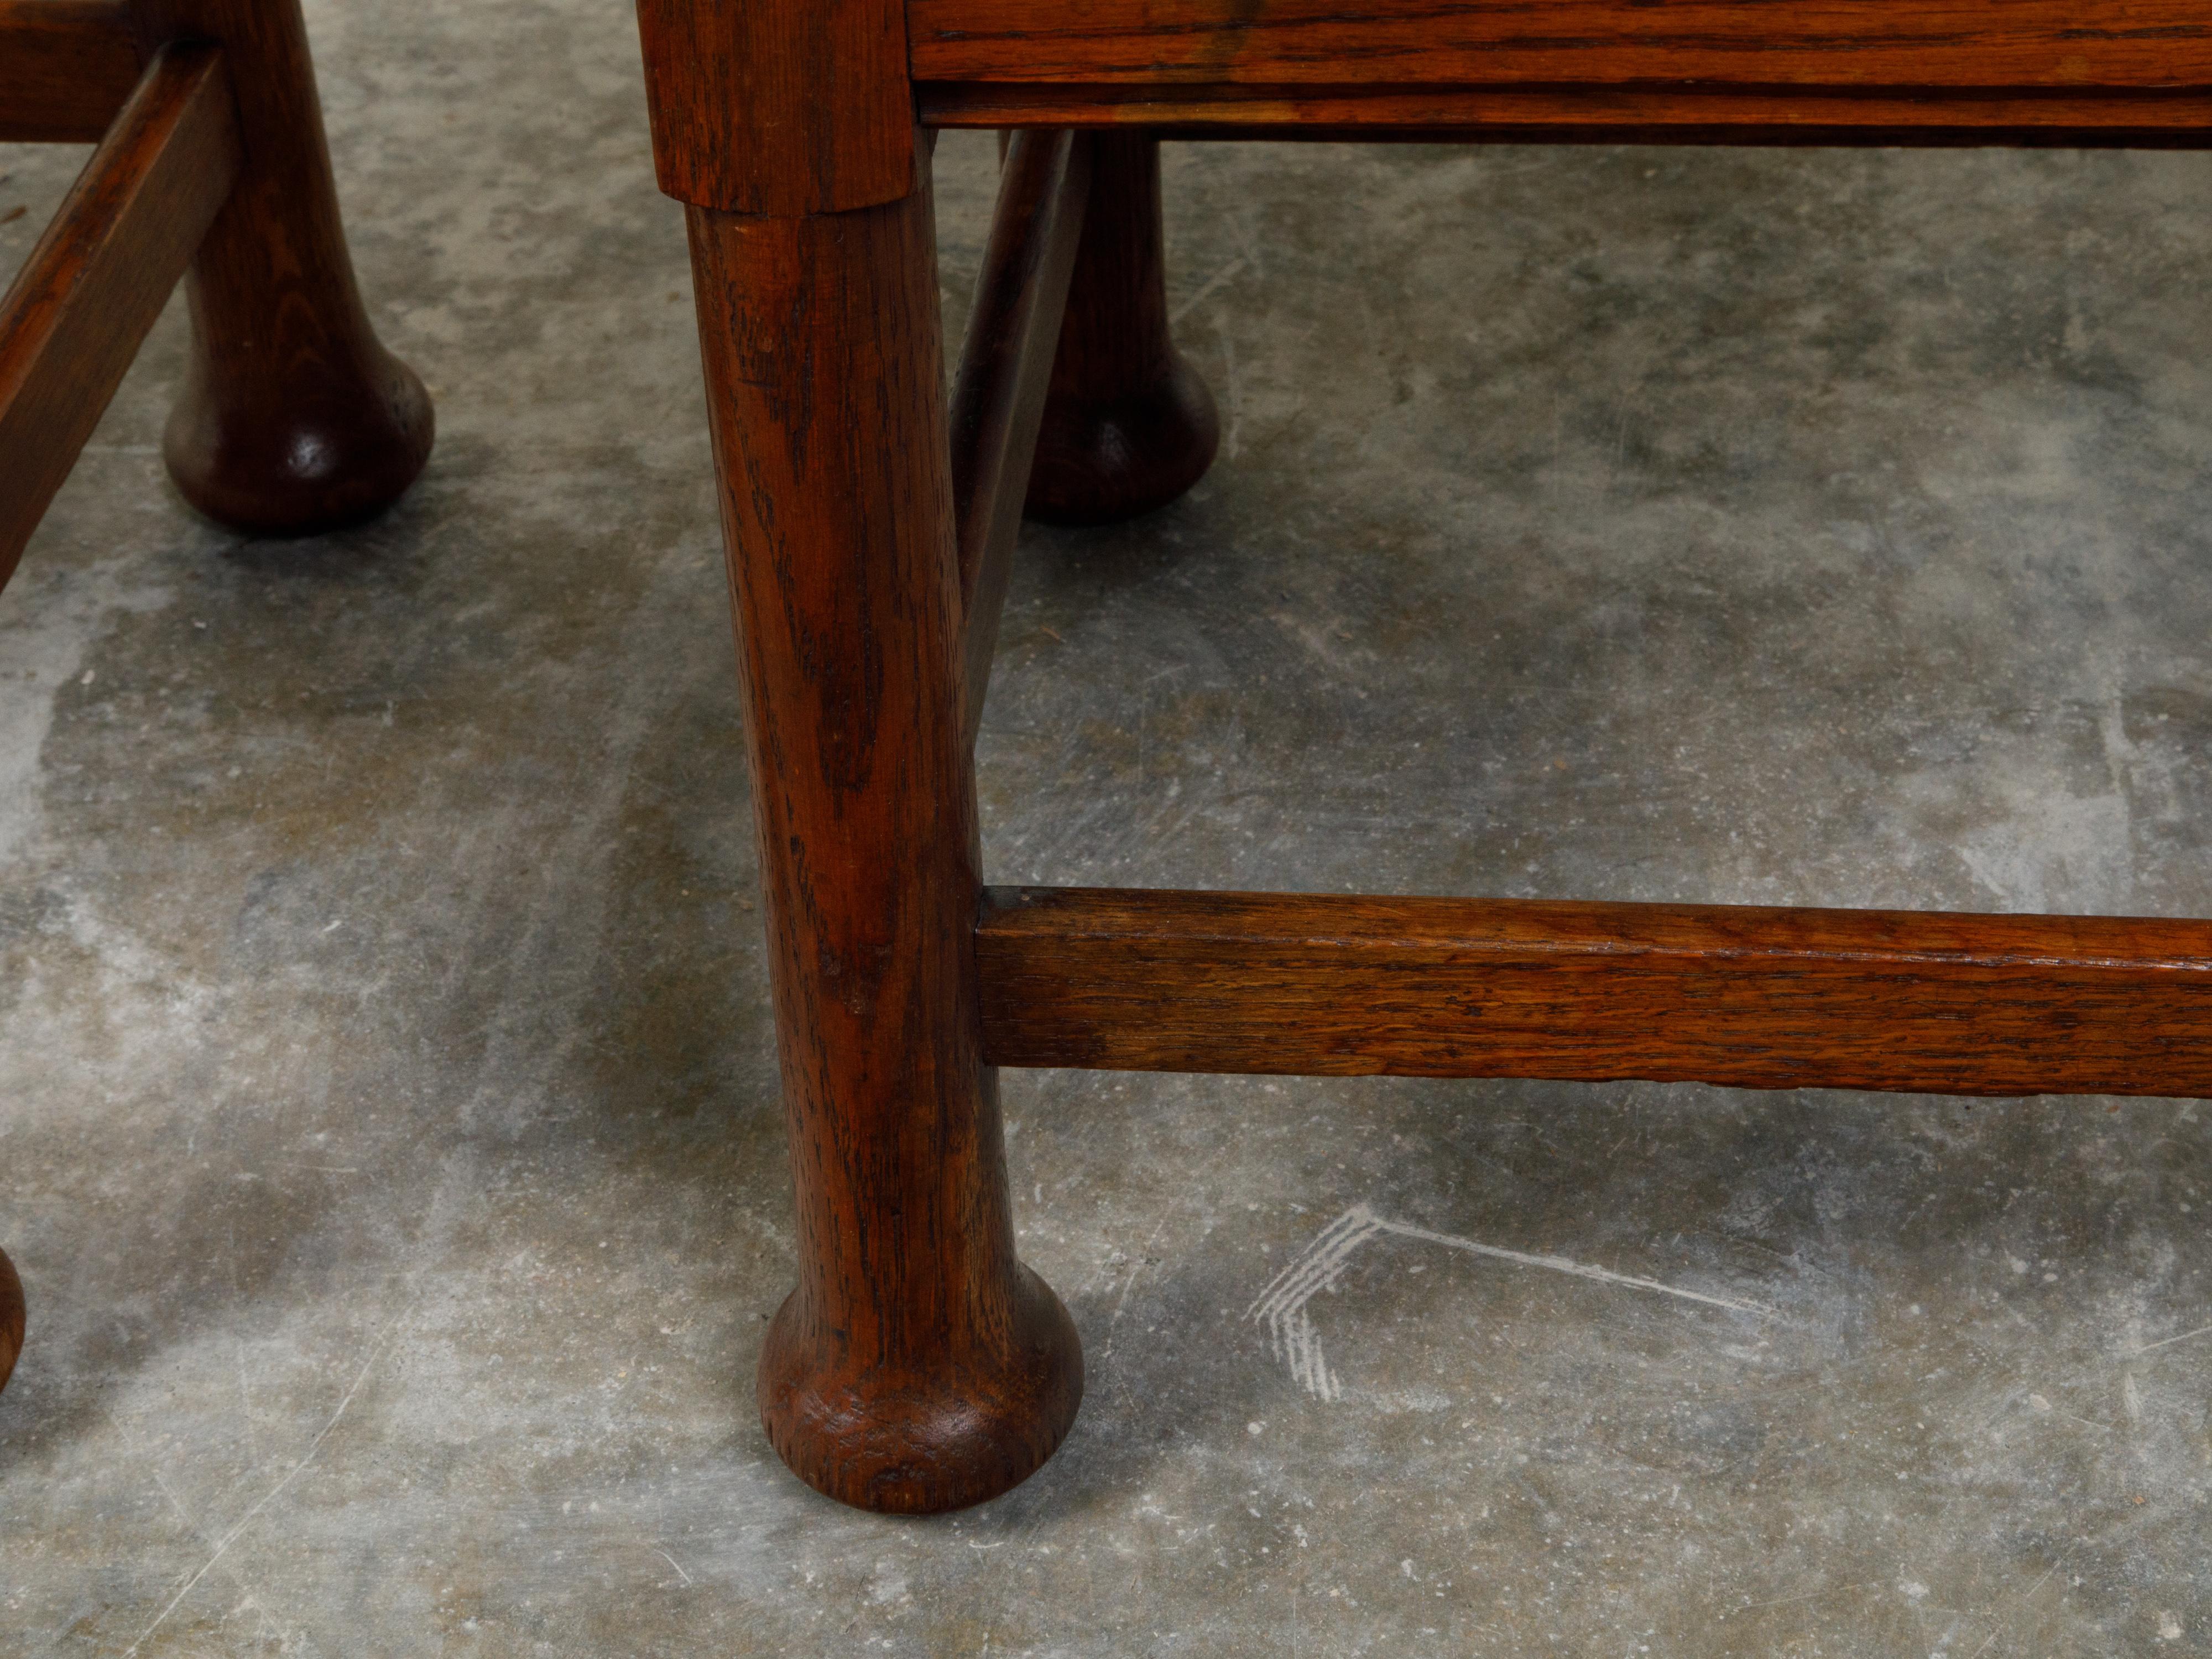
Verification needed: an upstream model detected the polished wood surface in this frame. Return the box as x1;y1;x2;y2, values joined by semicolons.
636;0;2212;1515
977;888;2212;1095
0;1;143;143
634;0;914;212
951;128;1091;745
0;45;239;589
1024;135;1219;524
917;84;2212;145
0;1245;21;1397
138;0;434;535
910;0;2212;90
683;159;1081;1514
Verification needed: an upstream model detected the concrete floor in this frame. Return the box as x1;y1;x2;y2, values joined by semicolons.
4;3;2211;1654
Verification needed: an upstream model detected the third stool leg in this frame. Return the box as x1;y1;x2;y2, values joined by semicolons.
1025;134;1219;525
686;156;1083;1514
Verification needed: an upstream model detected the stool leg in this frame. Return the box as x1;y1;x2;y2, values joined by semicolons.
685;163;1083;1514
1025;134;1219;525
0;1246;22;1397
138;0;433;534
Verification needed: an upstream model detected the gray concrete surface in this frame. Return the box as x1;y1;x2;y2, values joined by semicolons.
4;3;2211;1653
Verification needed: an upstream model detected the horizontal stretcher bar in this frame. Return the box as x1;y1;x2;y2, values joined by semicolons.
975;886;2212;1096
916;83;2212;145
0;1;143;143
0;45;240;587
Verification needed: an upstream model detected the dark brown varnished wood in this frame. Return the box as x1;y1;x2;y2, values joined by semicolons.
683;160;1081;1514
909;0;2212;90
635;0;2212;1517
0;1245;20;1397
633;0;914;213
977;888;2212;1096
0;1248;21;1407
916;84;2212;146
0;44;239;590
134;0;434;535
951;128;1091;743
1025;135;1219;526
0;1;143;143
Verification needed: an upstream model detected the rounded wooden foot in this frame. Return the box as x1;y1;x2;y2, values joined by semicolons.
0;1246;23;1397
1022;134;1219;526
164;346;434;536
149;0;434;537
1025;354;1219;526
759;1265;1084;1514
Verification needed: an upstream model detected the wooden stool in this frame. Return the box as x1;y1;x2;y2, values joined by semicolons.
0;0;430;580
633;1;2212;1513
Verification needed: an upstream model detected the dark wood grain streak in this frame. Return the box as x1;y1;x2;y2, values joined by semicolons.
910;0;2212;89
135;0;434;535
1024;135;1219;524
917;81;2212;143
0;1245;21;1398
634;0;914;213
0;1;143;142
0;44;238;591
977;888;2212;1096
684;159;1081;1515
950;128;1091;747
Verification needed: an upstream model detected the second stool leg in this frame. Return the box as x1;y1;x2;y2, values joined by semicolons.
1025;134;1220;525
685;162;1084;1514
138;0;434;534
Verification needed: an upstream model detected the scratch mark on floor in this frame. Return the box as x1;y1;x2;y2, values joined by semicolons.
655;1548;693;1588
2123;1322;2212;1358
1249;1204;1771;1399
1170;255;1246;328
126;1323;395;1656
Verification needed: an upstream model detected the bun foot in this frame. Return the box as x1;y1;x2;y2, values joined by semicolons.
759;1265;1084;1514
164;342;433;535
1024;134;1218;527
0;1246;23;1397
1025;352;1219;526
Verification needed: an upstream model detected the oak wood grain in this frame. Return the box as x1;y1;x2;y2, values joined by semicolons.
951;128;1091;747
133;0;434;535
910;0;2212;90
686;160;1081;1514
0;1245;21;1397
0;1;143;143
0;44;238;591
635;0;914;213
977;887;2212;1096
916;81;2212;144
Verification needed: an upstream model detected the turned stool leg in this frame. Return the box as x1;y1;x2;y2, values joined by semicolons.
1025;134;1219;525
685;162;1083;1513
133;0;432;533
0;1246;22;1397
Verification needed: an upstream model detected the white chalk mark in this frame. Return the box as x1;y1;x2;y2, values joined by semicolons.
1378;1217;1771;1317
1249;1205;1768;1399
1169;256;1246;327
655;1548;693;1588
2124;1373;2145;1425
2122;1322;2212;1358
126;1325;394;1656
